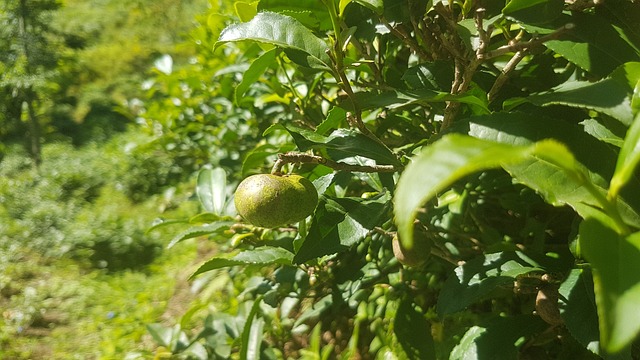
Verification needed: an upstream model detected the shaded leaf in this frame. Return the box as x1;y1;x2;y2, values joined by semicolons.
216;12;330;69
394;300;436;360
437;251;543;316
294;191;391;264
274;124;401;165
350;88;489;113
394;134;533;249
450;315;548;360
523;13;640;77
559;268;602;355
502;0;564;25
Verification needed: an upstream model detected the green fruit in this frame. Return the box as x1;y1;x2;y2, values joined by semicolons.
234;173;318;228
392;231;432;267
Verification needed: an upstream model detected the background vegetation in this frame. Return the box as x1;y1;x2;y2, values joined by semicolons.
2;0;640;359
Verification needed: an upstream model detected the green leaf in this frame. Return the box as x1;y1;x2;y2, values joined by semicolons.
240;296;264;360
350;88;489;114
146;323;174;347
316;106;347;135
394;134;533;249
294;191;391;264
276;124;401;165
352;0;383;15
580;216;640;352
510;78;635;126
450;315;548;360
437;251;543;316
235;48;277;105
460;113;640;228
216;12;331;70
257;0;332;30
197;168;227;215
610;113;640;198
559;268;602;355
523;13;640;77
502;0;564;25
234;1;258;22
168;222;233;249
394;300;436;359
190;246;294;278
580;119;624;148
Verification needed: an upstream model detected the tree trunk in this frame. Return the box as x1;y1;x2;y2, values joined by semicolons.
24;90;42;166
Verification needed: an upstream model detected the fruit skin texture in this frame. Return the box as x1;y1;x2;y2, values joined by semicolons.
234;174;318;228
392;232;432;267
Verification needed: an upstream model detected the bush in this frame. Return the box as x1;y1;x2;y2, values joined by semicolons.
150;1;640;359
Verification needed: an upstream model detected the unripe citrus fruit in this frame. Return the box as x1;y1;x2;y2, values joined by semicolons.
234;174;318;228
392;229;432;267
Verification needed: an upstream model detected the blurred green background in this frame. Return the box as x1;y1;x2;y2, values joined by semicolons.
0;0;229;358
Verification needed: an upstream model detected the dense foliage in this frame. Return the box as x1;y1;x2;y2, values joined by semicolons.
144;0;640;359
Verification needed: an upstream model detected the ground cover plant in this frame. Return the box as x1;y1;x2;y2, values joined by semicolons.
143;0;640;359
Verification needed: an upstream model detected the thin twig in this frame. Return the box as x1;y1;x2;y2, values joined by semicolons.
271;152;402;175
480;23;574;60
487;50;526;103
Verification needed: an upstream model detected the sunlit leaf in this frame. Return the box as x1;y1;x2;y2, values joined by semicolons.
197;168;227;215
580;216;640;352
168;222;233;249
240;296;264;360
190;246;294;278
610;113;640;198
235;48;277;104
216;12;330;69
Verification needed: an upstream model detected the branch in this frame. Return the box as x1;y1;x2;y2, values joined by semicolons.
271;152;402;175
480;23;574;60
487;50;526;103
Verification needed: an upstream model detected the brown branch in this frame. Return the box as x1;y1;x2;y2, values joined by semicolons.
480;23;574;60
271;152;402;175
487;50;526;103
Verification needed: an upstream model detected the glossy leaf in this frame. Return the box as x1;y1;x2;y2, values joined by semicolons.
610;113;640;199
580;119;624;148
580;216;640;352
437;251;543;316
350;88;489;113
257;0;332;30
394;134;533;249
559;268;601;355
216;12;330;69
197;167;227;215
235;48;277;104
190;246;294;278
509;78;635;126
502;0;564;25
524;13;640;77
294;191;391;264
272;124;401;165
